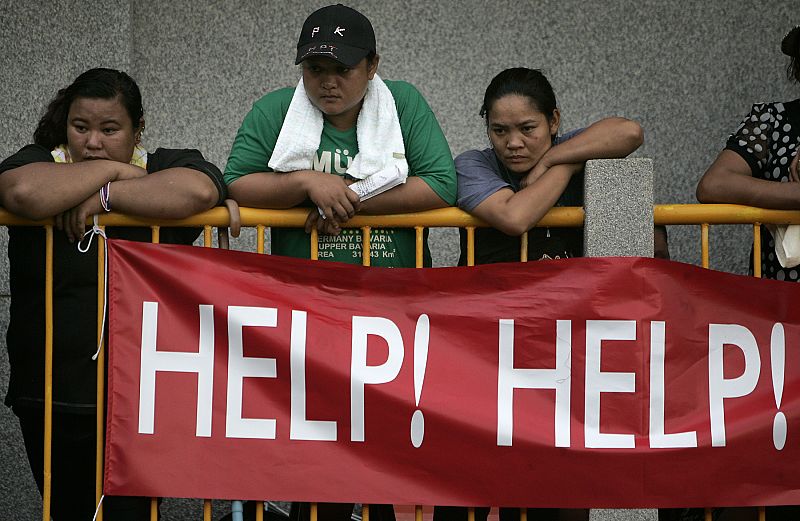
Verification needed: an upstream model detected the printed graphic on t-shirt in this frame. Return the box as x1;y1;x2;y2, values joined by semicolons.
313;148;353;175
314;148;401;265
316;227;400;262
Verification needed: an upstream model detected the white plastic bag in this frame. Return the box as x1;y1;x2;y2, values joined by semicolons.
767;224;800;268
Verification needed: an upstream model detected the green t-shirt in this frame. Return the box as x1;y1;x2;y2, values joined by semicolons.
225;80;456;267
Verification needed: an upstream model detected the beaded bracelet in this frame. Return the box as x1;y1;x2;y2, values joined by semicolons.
99;181;111;212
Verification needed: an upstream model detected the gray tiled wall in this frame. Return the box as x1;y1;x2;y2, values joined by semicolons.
0;1;796;519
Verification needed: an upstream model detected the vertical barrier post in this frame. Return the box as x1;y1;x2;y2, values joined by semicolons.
204;499;213;520
415;226;424;268
310;228;319;260
204;225;213;247
362;227;371;267
43;225;54;521
148;227;160;512
753;223;762;278
257;224;266;254
466;227;475;267
95;230;106;521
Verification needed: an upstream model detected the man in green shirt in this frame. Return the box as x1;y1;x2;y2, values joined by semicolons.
225;4;456;267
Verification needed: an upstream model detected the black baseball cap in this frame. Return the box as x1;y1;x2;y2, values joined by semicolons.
295;4;376;67
782;26;800;58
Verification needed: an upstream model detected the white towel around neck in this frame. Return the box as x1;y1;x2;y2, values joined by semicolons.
268;74;408;183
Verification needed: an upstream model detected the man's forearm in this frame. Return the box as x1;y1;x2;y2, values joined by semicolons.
228;171;312;209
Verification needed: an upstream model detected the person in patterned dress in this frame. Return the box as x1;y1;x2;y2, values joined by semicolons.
692;24;800;521
697;25;800;282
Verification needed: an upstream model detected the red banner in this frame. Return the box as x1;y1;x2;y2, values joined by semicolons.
105;239;800;508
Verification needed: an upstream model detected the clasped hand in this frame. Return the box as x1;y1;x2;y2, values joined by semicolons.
55;163;147;242
304;174;360;235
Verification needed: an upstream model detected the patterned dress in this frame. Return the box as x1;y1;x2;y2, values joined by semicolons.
725;99;800;280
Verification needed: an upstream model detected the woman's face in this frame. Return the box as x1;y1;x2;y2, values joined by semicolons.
66;96;140;163
302;56;378;130
487;94;559;175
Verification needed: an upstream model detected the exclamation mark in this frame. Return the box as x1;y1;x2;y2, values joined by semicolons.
771;323;787;450
411;314;429;448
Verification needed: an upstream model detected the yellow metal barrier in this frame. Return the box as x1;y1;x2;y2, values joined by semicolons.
43;225;53;521
96;230;107;521
5;203;799;520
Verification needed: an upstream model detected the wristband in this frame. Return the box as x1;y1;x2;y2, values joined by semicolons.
99;182;111;212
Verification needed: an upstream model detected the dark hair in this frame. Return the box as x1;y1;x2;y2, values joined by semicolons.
782;27;800;84
480;68;557;120
788;55;800;84
33;68;144;149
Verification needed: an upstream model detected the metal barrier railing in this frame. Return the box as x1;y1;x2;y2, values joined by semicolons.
5;203;799;521
653;203;800;279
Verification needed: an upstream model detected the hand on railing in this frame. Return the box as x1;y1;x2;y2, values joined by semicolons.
305;173;360;222
305;208;344;235
55;192;104;243
218;199;241;250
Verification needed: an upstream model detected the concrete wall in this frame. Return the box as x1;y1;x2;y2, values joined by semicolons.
0;1;796;519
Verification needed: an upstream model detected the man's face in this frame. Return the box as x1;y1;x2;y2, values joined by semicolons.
302;55;378;130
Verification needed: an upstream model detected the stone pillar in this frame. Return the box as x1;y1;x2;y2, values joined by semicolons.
583;158;655;258
583;157;657;521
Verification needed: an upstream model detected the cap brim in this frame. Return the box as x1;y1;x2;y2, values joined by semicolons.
295;43;369;67
781;26;800;57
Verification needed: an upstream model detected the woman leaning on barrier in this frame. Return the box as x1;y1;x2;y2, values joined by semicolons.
438;67;642;521
454;67;644;267
0;67;226;520
687;24;800;521
697;26;800;283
